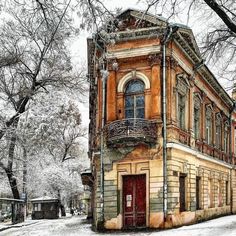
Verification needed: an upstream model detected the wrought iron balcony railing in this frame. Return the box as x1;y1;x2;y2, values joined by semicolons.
105;118;157;146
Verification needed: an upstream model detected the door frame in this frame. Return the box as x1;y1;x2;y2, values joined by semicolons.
118;166;149;229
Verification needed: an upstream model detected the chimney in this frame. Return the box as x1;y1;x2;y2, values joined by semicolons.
232;82;236;100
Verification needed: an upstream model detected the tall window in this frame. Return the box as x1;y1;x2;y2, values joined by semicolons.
179;173;187;212
194;95;201;139
215;114;221;148
196;177;201;210
194;108;200;139
218;180;222;207
224;122;229;153
178;93;185;129
208;178;213;208
226;180;229;205
205;106;212;145
176;74;188;130
125;80;145;119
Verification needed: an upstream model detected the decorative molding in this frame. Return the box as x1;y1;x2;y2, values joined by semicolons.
106;45;161;59
210;171;215;179
166;56;179;70
194;93;201;109
107;58;119;71
176;73;189;96
166;142;233;169
215;112;222;126
198;167;203;177
148;53;162;66
183;162;188;174
117;71;150;92
206;104;213;118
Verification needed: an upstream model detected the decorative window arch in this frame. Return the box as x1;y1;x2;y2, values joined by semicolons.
117;71;150;93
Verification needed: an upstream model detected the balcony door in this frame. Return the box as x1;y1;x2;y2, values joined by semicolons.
123;174;146;229
125;80;145;119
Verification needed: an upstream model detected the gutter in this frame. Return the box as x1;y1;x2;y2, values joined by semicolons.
229;101;236;214
100;66;108;225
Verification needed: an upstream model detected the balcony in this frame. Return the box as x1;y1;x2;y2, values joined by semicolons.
105;118;157;146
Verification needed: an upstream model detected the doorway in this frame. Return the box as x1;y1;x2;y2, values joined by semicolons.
122;174;146;229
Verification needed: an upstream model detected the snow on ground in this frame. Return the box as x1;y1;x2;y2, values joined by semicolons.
1;214;236;236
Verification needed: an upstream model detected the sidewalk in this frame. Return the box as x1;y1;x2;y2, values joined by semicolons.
0;218;41;232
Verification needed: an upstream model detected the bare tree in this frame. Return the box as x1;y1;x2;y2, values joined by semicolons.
139;0;236;90
0;0;86;199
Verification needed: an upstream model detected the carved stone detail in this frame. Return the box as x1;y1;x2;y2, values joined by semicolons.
210;171;215;179
148;53;162;66
215;112;222;126
167;56;179;70
183;162;188;174
206;104;213;118
176;73;189;96
194;94;201;109
107;58;119;71
198;167;203;177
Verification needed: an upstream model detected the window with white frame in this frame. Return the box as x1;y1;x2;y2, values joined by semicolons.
124;79;145;119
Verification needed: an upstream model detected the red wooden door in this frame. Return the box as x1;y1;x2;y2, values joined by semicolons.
123;175;146;228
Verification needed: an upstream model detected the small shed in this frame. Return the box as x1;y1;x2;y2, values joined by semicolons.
30;196;59;220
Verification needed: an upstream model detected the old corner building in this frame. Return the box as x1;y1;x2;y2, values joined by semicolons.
84;8;236;231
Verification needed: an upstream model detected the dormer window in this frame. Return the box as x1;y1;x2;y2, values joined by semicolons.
125;80;145;119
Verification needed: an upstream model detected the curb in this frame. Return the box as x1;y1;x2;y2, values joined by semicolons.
0;221;40;232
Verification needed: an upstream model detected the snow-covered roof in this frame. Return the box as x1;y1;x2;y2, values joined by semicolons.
30;196;58;203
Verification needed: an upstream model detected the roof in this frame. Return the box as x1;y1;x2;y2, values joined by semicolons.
0;198;24;203
30;196;59;203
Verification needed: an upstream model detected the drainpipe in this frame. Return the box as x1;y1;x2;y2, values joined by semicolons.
100;62;108;224
162;25;178;221
229;101;236;214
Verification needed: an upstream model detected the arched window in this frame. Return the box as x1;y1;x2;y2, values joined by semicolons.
124;80;145;119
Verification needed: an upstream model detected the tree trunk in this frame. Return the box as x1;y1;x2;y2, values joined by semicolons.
7;118;20;199
58;190;66;216
5;168;20;199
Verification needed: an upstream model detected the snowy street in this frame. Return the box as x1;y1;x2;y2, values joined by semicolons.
1;214;236;236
